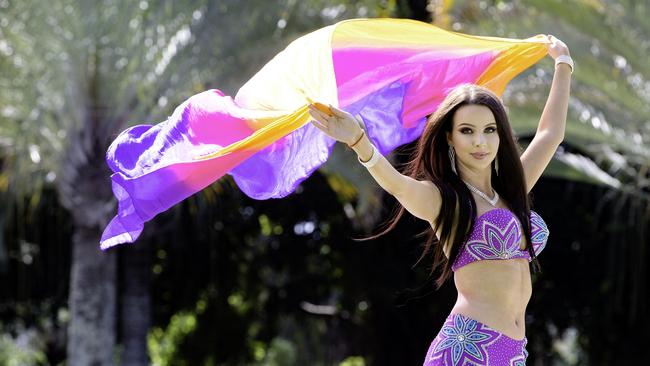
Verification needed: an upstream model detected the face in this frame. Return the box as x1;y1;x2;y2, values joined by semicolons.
447;104;499;172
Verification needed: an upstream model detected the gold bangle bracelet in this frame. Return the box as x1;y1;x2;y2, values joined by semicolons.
347;130;365;148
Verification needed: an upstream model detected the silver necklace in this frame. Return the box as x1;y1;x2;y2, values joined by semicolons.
462;180;499;207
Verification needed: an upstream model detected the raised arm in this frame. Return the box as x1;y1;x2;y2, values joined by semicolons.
348;129;442;226
309;104;442;226
520;35;572;193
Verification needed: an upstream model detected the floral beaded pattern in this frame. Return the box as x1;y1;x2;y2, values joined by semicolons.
451;208;549;272
432;314;498;365
529;212;548;255
424;313;529;366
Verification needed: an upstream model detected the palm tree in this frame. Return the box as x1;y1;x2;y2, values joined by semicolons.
0;0;388;364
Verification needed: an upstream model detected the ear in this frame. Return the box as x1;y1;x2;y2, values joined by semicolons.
446;131;453;147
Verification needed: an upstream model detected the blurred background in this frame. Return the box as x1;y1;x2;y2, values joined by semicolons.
0;0;648;365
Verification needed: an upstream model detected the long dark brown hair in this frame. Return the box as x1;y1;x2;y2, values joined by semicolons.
356;84;541;288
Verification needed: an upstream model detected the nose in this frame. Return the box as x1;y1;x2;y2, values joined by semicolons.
473;133;487;147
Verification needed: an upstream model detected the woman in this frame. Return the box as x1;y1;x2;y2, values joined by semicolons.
308;34;571;365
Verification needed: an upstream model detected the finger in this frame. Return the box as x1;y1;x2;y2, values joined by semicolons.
309;115;329;129
310;102;334;116
310;120;328;132
308;107;330;123
311;107;337;124
329;105;350;118
550;35;561;45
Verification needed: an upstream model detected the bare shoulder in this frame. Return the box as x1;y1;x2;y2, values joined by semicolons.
393;176;442;225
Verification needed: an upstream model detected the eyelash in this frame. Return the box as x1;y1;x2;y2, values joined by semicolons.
460;127;497;134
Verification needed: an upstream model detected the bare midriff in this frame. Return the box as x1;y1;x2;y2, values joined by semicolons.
450;257;532;341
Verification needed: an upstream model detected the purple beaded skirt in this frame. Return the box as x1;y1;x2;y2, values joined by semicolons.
423;313;528;366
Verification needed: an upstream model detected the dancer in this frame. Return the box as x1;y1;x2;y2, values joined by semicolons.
100;18;551;250
308;35;571;365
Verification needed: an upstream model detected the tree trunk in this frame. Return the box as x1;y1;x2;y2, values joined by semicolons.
67;226;116;366
120;244;151;366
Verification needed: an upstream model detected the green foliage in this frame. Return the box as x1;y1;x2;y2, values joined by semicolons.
148;290;210;366
0;327;47;366
259;337;297;366
339;356;366;366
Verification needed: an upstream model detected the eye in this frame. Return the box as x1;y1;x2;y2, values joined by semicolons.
460;128;473;134
485;126;497;133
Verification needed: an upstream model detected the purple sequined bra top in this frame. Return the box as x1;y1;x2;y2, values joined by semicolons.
451;208;549;272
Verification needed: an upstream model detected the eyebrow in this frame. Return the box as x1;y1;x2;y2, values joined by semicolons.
458;122;497;127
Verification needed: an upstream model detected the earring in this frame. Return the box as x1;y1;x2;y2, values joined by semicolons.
448;146;457;174
494;157;499;176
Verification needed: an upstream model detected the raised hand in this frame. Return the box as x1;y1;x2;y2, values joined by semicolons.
308;103;364;145
545;34;570;60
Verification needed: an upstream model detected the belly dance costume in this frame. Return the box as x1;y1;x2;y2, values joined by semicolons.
423;208;549;366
